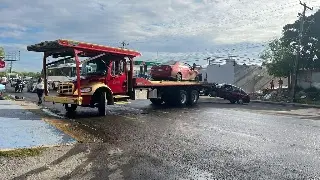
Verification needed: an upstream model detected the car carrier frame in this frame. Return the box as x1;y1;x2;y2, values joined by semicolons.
27;39;217;116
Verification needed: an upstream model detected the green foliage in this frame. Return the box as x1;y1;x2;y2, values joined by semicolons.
0;147;47;157
303;86;320;101
0;71;41;78
260;39;295;77
0;47;4;58
262;9;320;78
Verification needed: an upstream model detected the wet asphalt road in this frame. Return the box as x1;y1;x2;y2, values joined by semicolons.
7;87;320;179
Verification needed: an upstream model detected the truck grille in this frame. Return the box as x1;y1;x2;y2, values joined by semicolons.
58;83;74;94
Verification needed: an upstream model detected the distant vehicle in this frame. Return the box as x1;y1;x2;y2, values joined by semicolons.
14;80;24;93
10;79;18;87
26;79;37;93
27;79;51;93
0;76;7;85
150;60;199;81
47;63;82;90
215;84;250;104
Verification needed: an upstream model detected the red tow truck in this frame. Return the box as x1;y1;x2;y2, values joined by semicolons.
27;39;217;116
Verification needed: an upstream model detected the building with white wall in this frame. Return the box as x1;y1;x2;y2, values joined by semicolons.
200;59;274;92
200;59;235;84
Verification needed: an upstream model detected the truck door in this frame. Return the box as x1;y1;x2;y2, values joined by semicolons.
107;59;127;94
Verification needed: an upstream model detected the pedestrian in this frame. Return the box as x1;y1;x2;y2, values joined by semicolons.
278;78;283;89
36;77;44;105
270;80;274;90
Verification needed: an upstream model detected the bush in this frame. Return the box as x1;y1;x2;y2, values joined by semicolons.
304;86;320;101
295;86;303;92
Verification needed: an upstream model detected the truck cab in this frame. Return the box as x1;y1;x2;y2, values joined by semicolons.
27;39;141;116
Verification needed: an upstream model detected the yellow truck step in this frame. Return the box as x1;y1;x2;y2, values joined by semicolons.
114;95;130;99
114;101;131;105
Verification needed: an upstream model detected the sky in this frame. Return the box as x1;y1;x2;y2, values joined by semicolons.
0;0;319;72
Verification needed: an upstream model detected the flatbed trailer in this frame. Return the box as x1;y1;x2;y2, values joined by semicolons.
132;79;217;106
27;39;217;116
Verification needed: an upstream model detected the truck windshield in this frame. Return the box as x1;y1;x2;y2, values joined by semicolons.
81;59;107;76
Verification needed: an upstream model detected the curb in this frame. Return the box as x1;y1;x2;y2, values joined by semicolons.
251;100;320;108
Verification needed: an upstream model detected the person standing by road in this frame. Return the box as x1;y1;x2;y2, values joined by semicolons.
278;78;283;89
36;77;44;105
270;80;275;90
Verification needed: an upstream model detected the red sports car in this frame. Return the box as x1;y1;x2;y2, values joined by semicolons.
150;60;199;81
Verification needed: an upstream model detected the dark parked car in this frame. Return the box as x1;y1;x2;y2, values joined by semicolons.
215;84;250;104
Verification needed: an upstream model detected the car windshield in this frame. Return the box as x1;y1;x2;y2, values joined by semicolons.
81;59;108;76
161;60;177;65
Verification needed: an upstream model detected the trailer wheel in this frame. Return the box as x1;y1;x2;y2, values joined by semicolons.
187;90;199;106
65;104;77;113
98;92;107;116
150;98;163;106
173;90;188;106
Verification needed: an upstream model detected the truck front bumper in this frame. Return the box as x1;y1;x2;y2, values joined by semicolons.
44;96;83;105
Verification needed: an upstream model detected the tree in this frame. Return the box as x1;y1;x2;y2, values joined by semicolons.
0;47;4;58
260;39;295;78
262;9;320;88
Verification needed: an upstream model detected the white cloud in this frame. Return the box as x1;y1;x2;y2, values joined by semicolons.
0;0;319;71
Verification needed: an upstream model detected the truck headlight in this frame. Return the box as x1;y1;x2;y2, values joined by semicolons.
80;87;92;93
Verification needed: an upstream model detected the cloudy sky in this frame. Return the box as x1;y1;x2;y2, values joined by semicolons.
0;0;319;72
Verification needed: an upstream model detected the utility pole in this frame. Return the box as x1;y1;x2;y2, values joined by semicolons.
120;41;129;49
291;1;313;102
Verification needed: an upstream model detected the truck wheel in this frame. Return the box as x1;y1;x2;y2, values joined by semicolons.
150;98;163;105
173;90;188;106
65;104;77;113
187;90;199;106
98;92;107;116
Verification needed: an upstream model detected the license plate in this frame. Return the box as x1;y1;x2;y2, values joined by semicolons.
158;69;163;71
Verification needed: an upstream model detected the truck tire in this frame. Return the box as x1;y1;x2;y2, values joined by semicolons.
187;90;199;106
173;90;188;106
150;98;163;105
98;92;107;116
65;104;77;113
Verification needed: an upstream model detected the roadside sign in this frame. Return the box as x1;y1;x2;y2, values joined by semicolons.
0;59;5;68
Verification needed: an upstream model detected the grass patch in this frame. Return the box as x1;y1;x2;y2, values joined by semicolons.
0;147;48;157
2;94;14;100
